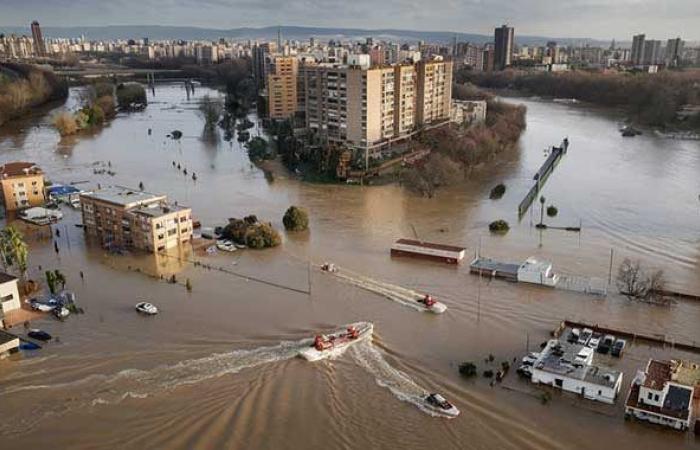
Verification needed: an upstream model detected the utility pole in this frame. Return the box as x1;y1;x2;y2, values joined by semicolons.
608;248;614;285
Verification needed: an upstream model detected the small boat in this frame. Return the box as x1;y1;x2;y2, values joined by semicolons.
28;329;52;341
299;322;373;362
424;393;460;417
135;302;158;315
320;262;338;273
416;295;447;314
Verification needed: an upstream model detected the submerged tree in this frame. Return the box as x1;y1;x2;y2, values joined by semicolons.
616;258;668;303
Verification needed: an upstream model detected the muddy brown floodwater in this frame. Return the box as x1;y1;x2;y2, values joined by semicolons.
0;84;699;450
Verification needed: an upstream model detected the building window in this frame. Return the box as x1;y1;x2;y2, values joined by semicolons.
654;394;659;402
647;392;653;400
1;293;15;302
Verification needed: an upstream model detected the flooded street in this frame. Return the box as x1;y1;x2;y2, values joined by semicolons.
0;84;699;449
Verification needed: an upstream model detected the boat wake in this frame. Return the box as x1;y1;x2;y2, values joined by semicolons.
0;339;313;436
321;264;445;313
349;342;455;419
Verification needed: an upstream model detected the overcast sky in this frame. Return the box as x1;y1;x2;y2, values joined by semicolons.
1;0;699;40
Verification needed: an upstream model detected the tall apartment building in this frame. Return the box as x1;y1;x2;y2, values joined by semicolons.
252;42;277;90
304;58;452;156
80;186;193;253
631;34;646;65
643;40;662;65
267;56;299;119
0;162;46;211
665;38;684;67
416;60;453;127
30;21;46;57
494;25;514;70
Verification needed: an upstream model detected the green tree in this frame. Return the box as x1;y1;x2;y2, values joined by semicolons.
1;226;28;282
283;206;309;231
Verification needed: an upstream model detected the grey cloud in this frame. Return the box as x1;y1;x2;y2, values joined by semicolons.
0;0;698;40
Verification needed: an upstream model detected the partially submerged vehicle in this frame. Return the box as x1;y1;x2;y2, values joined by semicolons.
135;302;158;315
216;240;237;252
27;329;52;341
424;393;460;417
299;323;373;361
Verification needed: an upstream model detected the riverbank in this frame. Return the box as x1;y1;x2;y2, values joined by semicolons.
457;69;700;132
0;63;69;127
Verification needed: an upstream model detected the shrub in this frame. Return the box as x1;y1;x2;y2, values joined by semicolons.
95;95;116;118
483;370;494;378
116;83;147;109
283;206;309;231
222;216;281;249
458;362;477;378
53;111;78;136
489;220;510;234
489;183;506;199
547;205;558;217
246;137;271;162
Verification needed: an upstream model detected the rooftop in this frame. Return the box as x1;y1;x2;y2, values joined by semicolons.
626;381;692;420
0;161;42;178
394;239;466;253
643;359;672;390
671;359;700;387
0;272;18;284
130;202;190;218
534;339;621;388
80;186;166;207
0;329;19;346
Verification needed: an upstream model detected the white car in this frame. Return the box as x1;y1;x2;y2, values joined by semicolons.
135;302;158;315
587;335;601;349
216;240;237;252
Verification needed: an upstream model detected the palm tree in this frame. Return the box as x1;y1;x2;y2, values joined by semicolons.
54;270;66;292
1;226;28;282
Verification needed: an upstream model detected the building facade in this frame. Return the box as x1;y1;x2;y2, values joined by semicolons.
80;186;193;253
30;21;46;57
494;25;514;70
267;56;299;119
304;58;452;156
0;162;46;211
631;34;646;65
0;272;21;326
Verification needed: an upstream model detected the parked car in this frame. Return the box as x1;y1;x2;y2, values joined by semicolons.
611;339;626;357
521;352;540;366
567;328;580;343
588;334;601;349
598;335;615;354
578;328;593;345
517;364;533;378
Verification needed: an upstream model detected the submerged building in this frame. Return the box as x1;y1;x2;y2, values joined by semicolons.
531;339;623;404
625;359;700;431
80;186;193;253
0;162;46;211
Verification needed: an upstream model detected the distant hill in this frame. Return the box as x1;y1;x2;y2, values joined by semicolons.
0;24;610;47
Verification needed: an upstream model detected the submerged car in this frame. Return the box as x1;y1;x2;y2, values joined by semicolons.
611;339;626;357
135;302;158;315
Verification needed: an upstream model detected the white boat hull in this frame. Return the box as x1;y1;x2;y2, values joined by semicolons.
299;322;373;361
421;301;447;314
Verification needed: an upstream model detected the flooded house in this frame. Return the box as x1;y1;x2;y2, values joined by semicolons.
625;359;700;431
79;186;193;253
531;339;623;404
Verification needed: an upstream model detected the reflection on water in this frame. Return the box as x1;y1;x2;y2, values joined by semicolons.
1;85;699;450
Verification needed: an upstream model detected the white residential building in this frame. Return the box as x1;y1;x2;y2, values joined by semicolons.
531;339;623;404
625;359;699;431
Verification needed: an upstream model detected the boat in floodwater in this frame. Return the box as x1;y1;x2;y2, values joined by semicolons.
299;322;373;361
417;295;447;314
424;393;460;417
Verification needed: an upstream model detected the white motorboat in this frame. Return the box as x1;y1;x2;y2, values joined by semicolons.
424;393;460;417
416;295;447;314
135;301;158;315
54;307;70;319
299;322;373;362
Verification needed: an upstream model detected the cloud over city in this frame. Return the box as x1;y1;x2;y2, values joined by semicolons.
1;0;699;39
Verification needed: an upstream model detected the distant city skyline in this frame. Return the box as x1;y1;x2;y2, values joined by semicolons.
1;0;700;41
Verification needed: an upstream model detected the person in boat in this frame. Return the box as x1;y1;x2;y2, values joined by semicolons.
419;295;436;308
346;326;359;339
